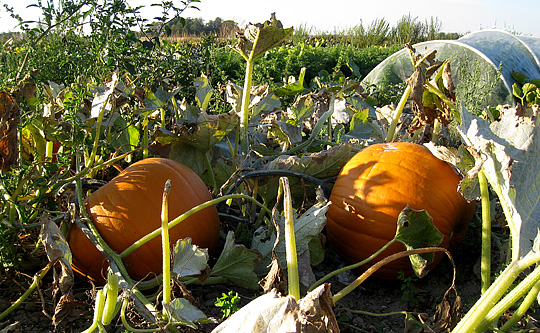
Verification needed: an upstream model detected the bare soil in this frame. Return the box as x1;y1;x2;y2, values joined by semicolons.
1;218;539;333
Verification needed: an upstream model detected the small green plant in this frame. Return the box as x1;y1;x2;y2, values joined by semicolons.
214;291;240;320
397;271;418;306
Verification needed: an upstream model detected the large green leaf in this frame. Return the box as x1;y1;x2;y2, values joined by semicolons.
154;111;238;153
193;75;213;111
225;82;281;121
251;198;330;278
232;23;293;61
172;238;209;278
210;232;262;289
163;298;215;329
274;68;306;96
394;206;443;277
458;105;540;259
257;143;355;204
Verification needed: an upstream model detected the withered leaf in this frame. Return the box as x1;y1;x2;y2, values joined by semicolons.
0;91;20;171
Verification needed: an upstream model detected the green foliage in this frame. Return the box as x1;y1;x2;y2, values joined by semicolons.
456;58;503;116
214;291;240;320
512;73;540;106
291;15;460;48
397;271;419;306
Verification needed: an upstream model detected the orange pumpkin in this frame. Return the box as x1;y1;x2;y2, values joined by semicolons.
68;158;220;283
326;142;475;279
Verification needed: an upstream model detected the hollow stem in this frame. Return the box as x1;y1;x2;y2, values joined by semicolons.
451;251;540;332
478;169;492;294
385;85;411;142
161;180;172;306
476;263;540;332
281;177;300;301
500;275;540;331
239;57;255;156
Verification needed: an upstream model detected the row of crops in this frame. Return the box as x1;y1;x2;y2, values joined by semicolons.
2;1;540;332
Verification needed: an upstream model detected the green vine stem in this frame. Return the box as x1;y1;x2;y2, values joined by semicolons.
476;263;540;332
487;168;519;261
0;259;56;321
280;177;300;300
451;251;540;332
478;169;492;294
82;288;107;333
161;180;172;306
204;152;218;192
120;298;161;333
333;247;450;303
431;119;441;144
308;239;397;292
121;194;272;258
385;85;411;142
500;276;540;331
101;273;119;325
239;52;255;156
342;307;407;318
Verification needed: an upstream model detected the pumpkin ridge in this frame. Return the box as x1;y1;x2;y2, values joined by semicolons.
70;158;220;283
344;151;466;230
326;142;476;279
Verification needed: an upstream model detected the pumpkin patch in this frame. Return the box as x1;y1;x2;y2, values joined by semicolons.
67;158;220;283
326;142;476;279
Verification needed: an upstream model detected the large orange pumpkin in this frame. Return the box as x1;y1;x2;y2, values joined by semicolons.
326;142;475;279
68;158;220;283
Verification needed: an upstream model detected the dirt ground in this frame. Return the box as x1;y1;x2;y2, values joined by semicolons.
1;217;539;333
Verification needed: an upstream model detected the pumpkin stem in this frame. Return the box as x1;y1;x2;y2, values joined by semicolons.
385;84;411;142
478;169;492;295
280;177;300;301
161;179;173;306
308;239;398;293
332;247;450;304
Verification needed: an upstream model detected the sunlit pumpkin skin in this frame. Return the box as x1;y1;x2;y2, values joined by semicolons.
68;158;220;283
326;142;475;279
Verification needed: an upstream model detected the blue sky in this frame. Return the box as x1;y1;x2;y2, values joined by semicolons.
1;0;539;36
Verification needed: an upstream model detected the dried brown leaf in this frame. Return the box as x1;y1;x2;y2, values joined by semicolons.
0;91;20;171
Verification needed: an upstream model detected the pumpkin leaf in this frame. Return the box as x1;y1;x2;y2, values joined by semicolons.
258;143;354;204
269;121;303;146
152;110;238;175
143;86;182;111
174;111;239;152
331;97;350;126
232;22;293;61
193;74;213;111
287;92;315;124
89;72;118;118
225;82;281;122
40;214;74;294
274;67;306;96
163;298;216;329
212;284;338;332
172;238;209;278
457;105;540;259
169;142;207;176
210;232;262;289
394;206;443;277
251;198;330;284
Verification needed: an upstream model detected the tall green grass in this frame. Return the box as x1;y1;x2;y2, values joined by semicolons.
291;14;461;47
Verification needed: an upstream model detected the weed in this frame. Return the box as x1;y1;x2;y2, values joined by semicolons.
397;271;418;306
214;291;240;320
